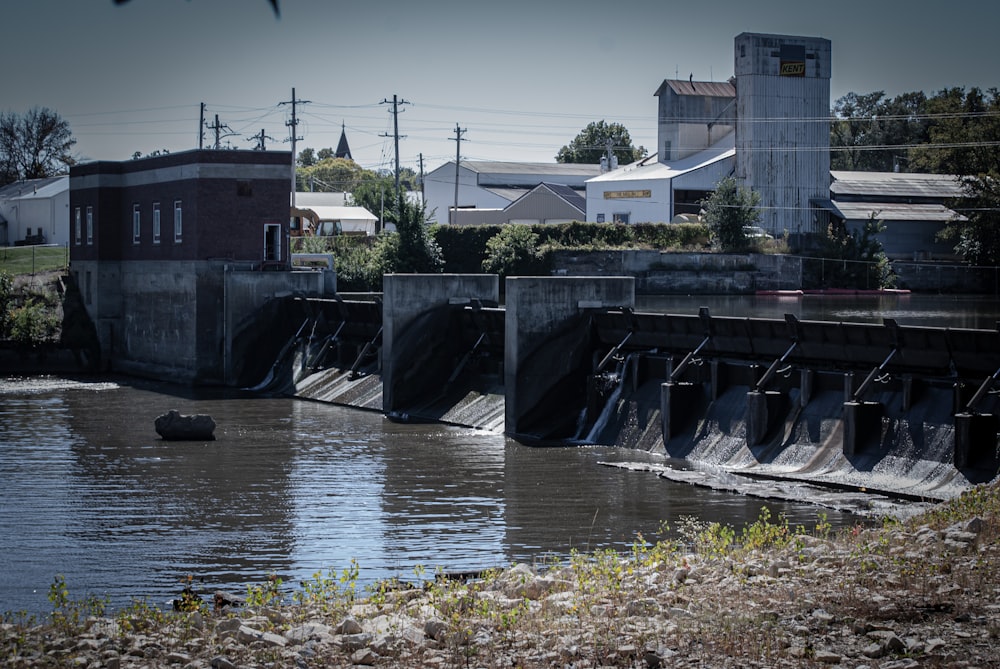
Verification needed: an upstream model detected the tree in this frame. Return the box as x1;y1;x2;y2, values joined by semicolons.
297;148;317;167
556;120;646;165
0;107;76;185
814;214;896;289
941;174;1000;265
700;176;761;251
297;157;368;192
830;91;929;171
350;175;396;226
909;87;1000;176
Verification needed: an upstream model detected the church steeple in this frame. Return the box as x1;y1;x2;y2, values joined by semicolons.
335;122;352;160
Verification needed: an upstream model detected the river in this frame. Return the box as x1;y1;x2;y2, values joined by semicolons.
2;375;851;617
3;293;997;617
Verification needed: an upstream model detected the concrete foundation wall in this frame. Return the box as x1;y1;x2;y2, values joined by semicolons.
551;250;804;293
75;259;334;384
505;276;634;436
382;274;499;412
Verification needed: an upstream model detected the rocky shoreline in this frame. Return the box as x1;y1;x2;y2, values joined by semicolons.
4;481;999;668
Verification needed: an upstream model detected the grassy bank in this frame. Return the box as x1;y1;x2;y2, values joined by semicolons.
0;245;69;278
3;480;999;667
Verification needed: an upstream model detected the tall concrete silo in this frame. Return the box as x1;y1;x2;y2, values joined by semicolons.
734;33;831;239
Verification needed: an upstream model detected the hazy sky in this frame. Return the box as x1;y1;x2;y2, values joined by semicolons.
5;0;997;174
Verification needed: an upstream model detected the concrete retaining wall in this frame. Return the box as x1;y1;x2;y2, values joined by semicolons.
550;250;803;293
78;259;335;384
382;274;499;413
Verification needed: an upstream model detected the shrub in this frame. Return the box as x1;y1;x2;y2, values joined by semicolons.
482;225;549;279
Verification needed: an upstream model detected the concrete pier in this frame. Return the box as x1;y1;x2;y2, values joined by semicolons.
504;276;634;439
382;274;499;416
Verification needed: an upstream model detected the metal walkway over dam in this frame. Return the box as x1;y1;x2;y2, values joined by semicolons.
239;275;1000;501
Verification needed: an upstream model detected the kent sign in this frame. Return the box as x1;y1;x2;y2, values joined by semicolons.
780;61;805;76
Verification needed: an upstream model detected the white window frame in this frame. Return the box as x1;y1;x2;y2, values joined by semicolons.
86;206;93;245
74;207;81;245
152;202;161;244
263;223;282;262
173;200;182;243
132;203;141;244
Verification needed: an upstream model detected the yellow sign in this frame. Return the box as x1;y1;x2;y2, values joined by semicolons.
604;190;651;199
780;61;805;77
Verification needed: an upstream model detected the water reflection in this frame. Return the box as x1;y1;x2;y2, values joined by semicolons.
1;377;850;616
637;293;1000;329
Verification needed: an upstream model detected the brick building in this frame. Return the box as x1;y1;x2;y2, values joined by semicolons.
69;149;329;384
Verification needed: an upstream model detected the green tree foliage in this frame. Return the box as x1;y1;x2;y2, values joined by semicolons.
482;225;548;279
350;176;396;227
831;87;1000;176
811;214;896;289
700;177;761;251
382;200;444;274
556;120;646;165
830;91;929;171
0;107;76;186
297;147;317;167
909;87;1000;176
297;157;367;192
941;174;1000;265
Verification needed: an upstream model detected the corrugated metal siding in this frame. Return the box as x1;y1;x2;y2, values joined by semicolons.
735;34;831;236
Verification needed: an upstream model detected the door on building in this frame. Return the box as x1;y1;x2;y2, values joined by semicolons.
264;223;282;264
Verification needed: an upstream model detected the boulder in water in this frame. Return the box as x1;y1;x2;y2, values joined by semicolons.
155;409;216;441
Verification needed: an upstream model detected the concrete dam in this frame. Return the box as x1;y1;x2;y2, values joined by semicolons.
237;274;1000;504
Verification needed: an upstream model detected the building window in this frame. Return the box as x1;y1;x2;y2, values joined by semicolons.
152;202;161;244
132;204;141;244
86;206;93;245
74;207;81;245
173;200;182;242
613;213;630;224
264;223;282;263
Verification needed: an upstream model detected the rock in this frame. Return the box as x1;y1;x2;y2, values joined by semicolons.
424;619;448;641
336;617;363;635
340;632;373;651
351;647;378;665
814;649;843;663
210;657;236;669
236;625;287;648
155;409;216;441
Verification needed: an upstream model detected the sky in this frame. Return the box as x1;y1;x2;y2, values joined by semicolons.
5;0;998;177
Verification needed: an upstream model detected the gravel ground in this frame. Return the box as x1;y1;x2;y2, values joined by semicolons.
4;480;999;668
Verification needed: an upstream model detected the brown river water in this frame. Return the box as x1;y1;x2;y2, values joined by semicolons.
4;293;998;616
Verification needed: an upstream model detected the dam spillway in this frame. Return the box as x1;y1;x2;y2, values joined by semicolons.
245;275;999;502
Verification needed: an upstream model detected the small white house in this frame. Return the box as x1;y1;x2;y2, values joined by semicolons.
0;176;70;247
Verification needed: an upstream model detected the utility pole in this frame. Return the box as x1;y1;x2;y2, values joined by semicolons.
205;114;236;150
380;94;410;214
418;153;425;207
198;102;206;149
248;129;274;151
450;123;466;225
280;87;310;207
